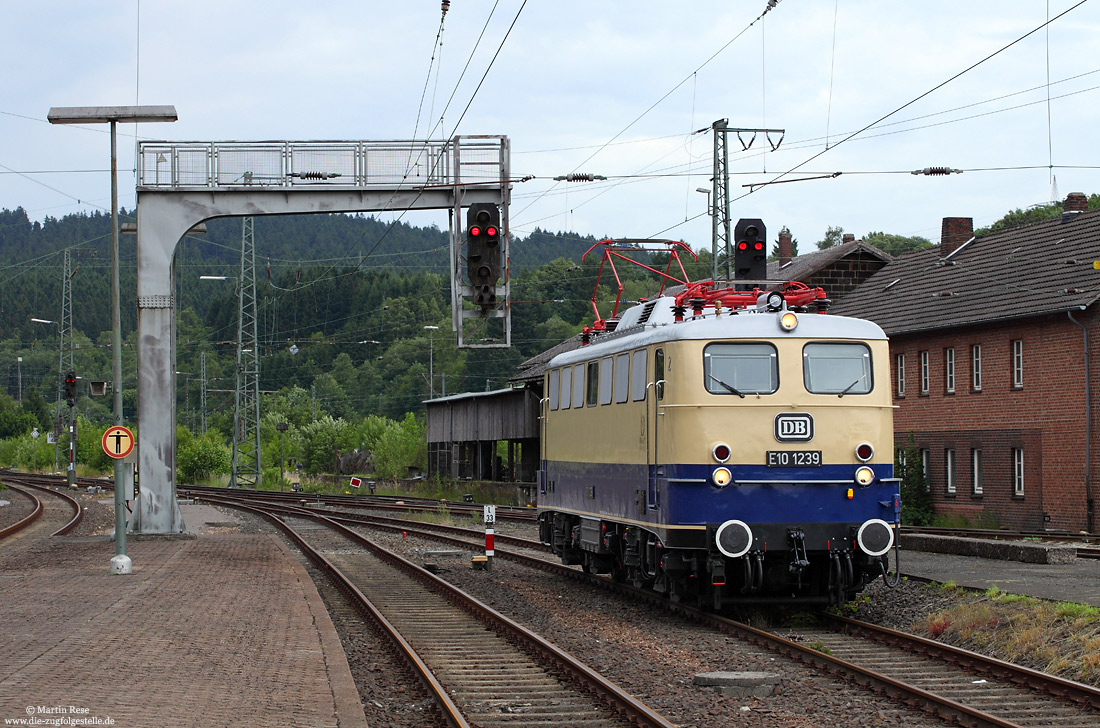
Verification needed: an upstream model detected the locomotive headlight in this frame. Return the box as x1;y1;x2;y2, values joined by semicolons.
854;466;875;486
778;311;799;332
712;467;732;487
713;443;731;463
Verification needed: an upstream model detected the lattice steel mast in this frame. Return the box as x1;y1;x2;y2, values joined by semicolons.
229;217;261;488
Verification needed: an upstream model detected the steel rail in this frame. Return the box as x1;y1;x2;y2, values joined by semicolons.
202;491;676;728
827;614;1100;710
5;478;84;536
212;497;470;728
0;483;43;540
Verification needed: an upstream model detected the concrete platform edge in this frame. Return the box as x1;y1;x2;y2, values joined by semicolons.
270;535;368;728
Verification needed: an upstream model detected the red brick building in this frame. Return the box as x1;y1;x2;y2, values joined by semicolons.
833;194;1098;533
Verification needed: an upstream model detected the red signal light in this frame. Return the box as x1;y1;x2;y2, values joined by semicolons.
470;226;481;236
487;226;498;237
737;241;748;251
753;242;764;251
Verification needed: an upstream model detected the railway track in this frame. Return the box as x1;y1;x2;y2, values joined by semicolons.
209;492;674;728
208;492;1100;728
180;483;536;523
0;475;83;543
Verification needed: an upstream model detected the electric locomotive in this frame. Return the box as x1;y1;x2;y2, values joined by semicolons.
537;242;899;608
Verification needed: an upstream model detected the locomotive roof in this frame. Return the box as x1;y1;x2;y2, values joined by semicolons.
546;297;887;369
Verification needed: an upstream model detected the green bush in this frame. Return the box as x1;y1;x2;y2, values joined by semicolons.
177;432;231;483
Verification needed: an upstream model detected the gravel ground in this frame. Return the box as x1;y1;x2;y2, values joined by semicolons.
0;485;36;530
354;526;944;728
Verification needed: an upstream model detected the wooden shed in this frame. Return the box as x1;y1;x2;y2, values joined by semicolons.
425;387;540;482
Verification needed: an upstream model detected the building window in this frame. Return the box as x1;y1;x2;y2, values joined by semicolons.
1013;448;1024;496
971;344;982;391
972;449;983;495
919;351;929;394
945;347;955;393
896;353;905;397
1011;339;1023;388
921;449;931;492
945;449;956;494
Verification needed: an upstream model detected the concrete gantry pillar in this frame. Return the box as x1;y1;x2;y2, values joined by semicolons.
129;187;497;533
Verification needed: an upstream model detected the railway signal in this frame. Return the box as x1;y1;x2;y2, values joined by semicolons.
733;218;767;282
466;203;501;311
64;371;77;407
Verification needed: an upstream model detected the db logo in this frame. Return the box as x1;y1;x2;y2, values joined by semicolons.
774;413;814;442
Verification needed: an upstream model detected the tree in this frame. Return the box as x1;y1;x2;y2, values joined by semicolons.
816;225;845;250
861;231;932;256
897;433;934;526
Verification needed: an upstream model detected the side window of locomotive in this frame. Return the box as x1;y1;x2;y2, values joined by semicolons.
803;342;873;395
548;369;560;411
586;360;599;406
559;366;572;410
654;348;665;400
703;343;778;395
600;356;614;405
631;349;647;401
614;353;630;403
572;363;585;408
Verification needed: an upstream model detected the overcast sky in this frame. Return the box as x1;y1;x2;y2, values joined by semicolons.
2;1;1097;257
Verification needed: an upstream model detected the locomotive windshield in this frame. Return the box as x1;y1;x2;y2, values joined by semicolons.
703;343;778;395
803;342;872;395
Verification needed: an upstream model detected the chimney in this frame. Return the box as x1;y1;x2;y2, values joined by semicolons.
778;226;793;266
841;233;855;244
940;217;974;257
1064;192;1089;213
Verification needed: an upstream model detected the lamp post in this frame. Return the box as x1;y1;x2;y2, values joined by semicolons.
48;105;178;576
423;326;439;399
16;357;21;406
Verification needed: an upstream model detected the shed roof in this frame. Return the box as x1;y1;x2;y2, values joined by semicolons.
767;239;893;280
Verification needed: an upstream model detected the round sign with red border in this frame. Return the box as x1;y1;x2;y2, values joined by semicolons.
102;425;135;459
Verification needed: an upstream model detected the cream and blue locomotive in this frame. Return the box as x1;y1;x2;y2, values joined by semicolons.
537;282;899;607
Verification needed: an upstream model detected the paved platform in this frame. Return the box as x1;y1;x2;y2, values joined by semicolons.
0;508;367;727
899;548;1100;607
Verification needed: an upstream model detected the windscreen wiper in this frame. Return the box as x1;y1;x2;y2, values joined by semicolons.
708;374;745;398
837;374;867;398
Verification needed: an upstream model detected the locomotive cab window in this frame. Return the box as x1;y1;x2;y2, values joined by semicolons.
586;360;599;406
548;369;559;411
703;343;778;395
803;342;872;395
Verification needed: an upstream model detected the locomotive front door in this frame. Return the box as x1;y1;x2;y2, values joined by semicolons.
646;348;665;510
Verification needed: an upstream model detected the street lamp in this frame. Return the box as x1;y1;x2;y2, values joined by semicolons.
423;326;439;399
48;104;178;576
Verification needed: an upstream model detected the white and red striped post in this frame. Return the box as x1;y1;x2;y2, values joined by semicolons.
484;505;496;571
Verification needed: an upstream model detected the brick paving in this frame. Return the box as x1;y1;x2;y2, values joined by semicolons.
0;531;367;728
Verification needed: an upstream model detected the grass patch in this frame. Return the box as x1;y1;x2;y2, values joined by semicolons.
910;587;1100;687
